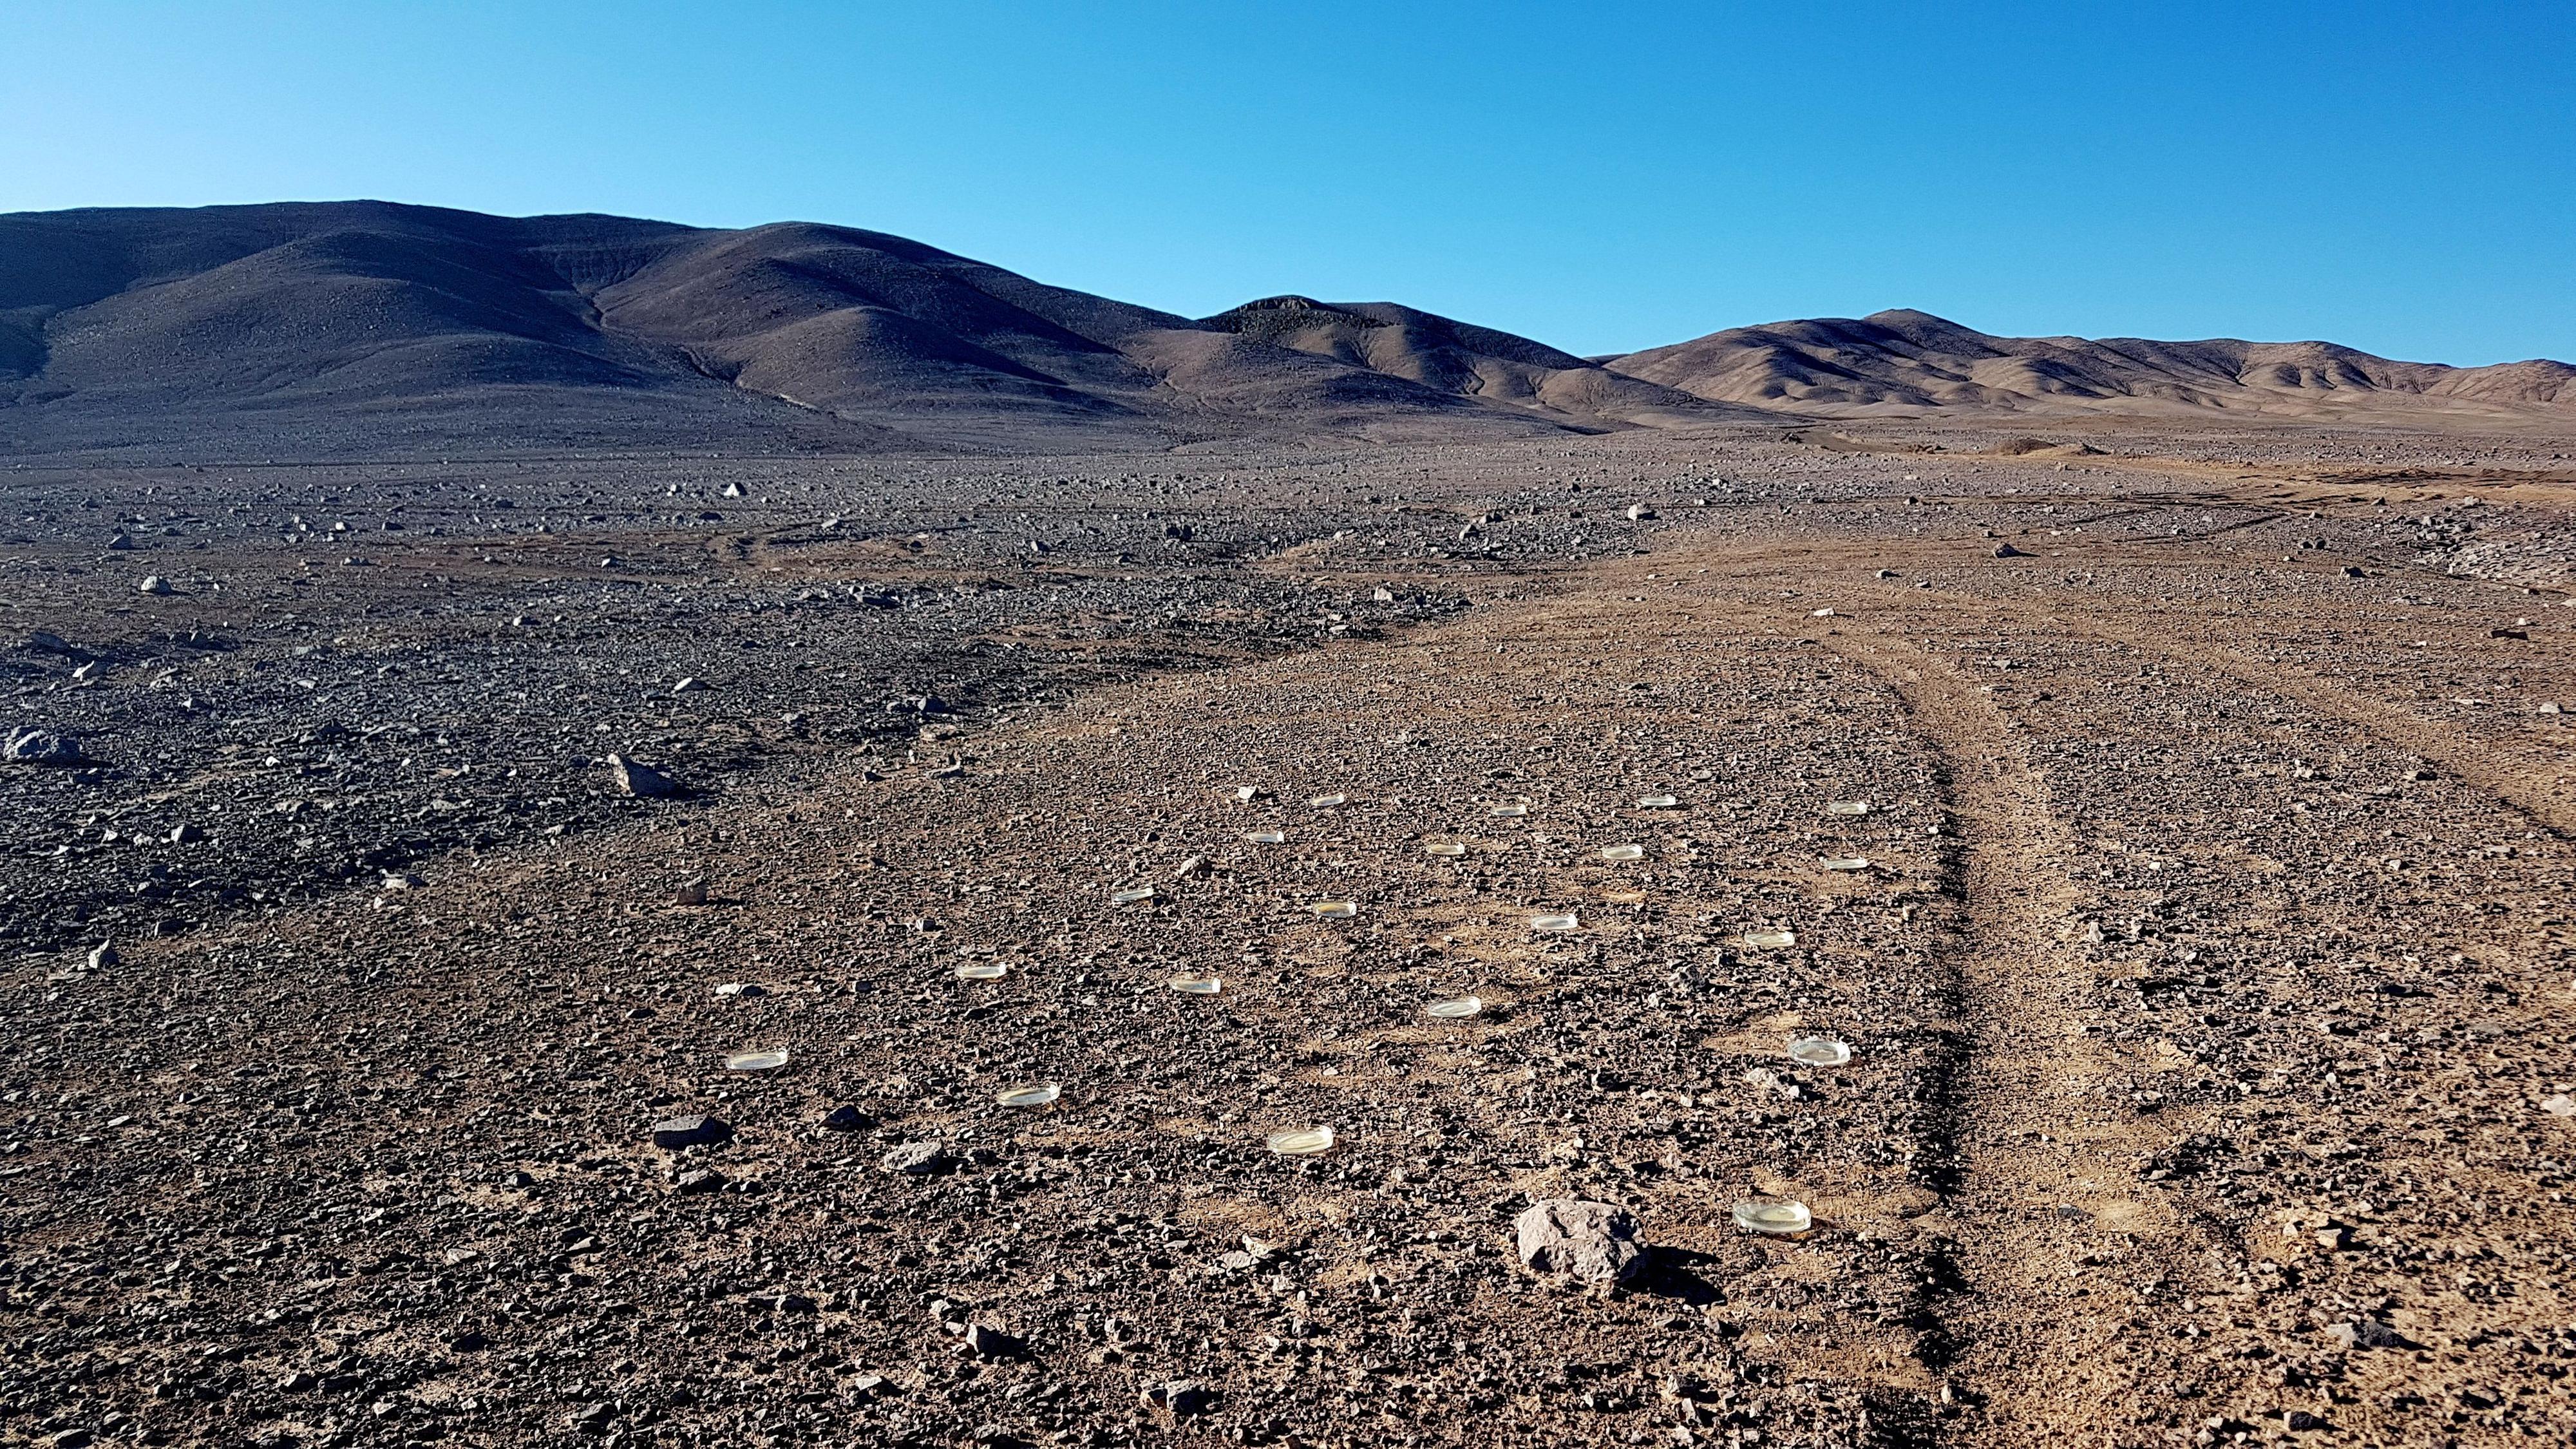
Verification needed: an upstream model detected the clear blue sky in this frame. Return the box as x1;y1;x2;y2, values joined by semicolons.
5;1;2570;363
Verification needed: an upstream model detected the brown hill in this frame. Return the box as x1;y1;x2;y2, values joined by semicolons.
1607;308;2576;421
1200;296;1744;429
5;204;2564;457
0;204;1606;459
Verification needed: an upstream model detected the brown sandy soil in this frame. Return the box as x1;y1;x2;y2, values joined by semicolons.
7;424;2576;1448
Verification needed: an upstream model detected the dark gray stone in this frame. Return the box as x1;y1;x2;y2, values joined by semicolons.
2325;1318;2411;1350
650;1115;730;1150
1142;1380;1213;1416
880;1141;954;1175
4;728;81;765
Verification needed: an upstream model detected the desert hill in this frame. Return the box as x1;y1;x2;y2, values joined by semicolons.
1200;296;1731;428
2;204;2568;458
0;203;1595;458
1608;307;2576;420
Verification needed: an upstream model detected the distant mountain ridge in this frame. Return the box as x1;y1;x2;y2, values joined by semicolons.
1200;296;1719;429
0;202;2565;458
0;202;1748;457
1607;308;2576;419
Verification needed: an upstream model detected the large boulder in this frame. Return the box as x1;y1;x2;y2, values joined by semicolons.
1514;1198;1647;1286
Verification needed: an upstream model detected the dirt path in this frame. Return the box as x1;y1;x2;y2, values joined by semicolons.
1798;616;2188;1435
1622;523;2576;1445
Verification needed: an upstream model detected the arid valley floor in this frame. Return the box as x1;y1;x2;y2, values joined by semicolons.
8;417;2576;1449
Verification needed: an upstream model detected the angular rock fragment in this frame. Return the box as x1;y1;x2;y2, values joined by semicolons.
4;728;82;765
1142;1380;1213;1416
650;1115;731;1149
1515;1198;1647;1285
607;753;677;797
881;1141;954;1175
2325;1318;2412;1350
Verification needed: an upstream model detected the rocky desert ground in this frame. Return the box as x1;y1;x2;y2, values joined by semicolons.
8;415;2576;1449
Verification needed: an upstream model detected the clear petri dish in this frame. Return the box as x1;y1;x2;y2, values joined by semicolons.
1600;844;1645;862
1168;976;1223;995
1311;901;1359;919
1309;794;1348;808
1423;840;1468;857
1826;800;1871;816
1786;1036;1852;1067
1112;887;1157;905
1245;829;1285;844
1638;794;1680;809
724;1048;791;1073
1266;1126;1336;1156
1490;803;1530;818
954;962;1010;981
1821;857;1871;872
1531;912;1580;933
1743;929;1797;949
1425;996;1483;1019
995;1082;1062;1108
1732;1200;1812;1236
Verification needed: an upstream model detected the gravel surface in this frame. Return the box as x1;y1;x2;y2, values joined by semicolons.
6;421;2576;1448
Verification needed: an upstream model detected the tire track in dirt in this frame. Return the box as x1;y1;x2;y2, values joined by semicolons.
1789;611;2213;1443
1838;569;2576;837
1537;551;2192;1438
1654;531;2572;1441
2065;614;2576;837
1580;554;2205;1442
1699;527;2576;838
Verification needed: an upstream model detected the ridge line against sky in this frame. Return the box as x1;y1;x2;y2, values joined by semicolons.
3;1;2571;366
